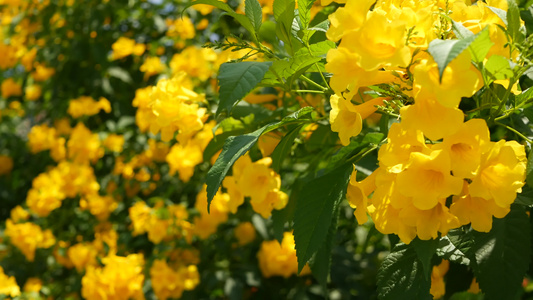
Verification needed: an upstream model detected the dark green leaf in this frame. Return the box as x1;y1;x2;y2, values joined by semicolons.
527;148;533;188
273;0;296;51
217;61;273;115
449;292;485;300
245;0;263;32
516;86;533;105
515;185;533;206
293;163;353;272
470;204;531;300
377;243;432;300
411;238;439;278
271;125;302;172
436;234;472;265
206;127;267;211
310;200;340;290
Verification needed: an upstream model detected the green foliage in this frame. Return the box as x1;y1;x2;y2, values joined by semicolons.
377;243;432;300
293;163;352;272
217;61;273;115
245;0;263;32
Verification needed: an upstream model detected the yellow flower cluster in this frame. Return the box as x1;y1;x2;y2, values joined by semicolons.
193;185;231;239
0;266;21;297
339;1;527;244
110;37;146;60
129;200;193;244
67;96;111;118
81;254;145;300
27;123;66;161
4;219;55;261
223;154;288;218
1;78;22;99
150;259;200;300
257;232;310;278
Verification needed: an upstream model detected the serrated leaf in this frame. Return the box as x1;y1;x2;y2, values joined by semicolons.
303;19;330;42
273;0;296;51
206;107;314;208
271;125;302;172
294;40;335;58
293;163;353;272
245;0;263;32
310;200;340;290
470;204;531;300
436;234;471;265
411;238;439;278
183;0;258;42
517;87;533;106
377;243;432;300
485;55;514;82
428;30;485;81
297;0;314;30
217;61;273;115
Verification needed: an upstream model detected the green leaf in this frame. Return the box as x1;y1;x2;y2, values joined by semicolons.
515;185;533;206
449;292;485;300
206;107;314;208
526;148;533;188
183;0;258;42
271;125;302;172
108;67;132;84
377;243;432;300
436;234;472;265
470;204;531;300
485;55;514;82
428;29;486;81
273;0;296;51
411;238;439;278
303;19;330;42
217;61;273;115
451;20;474;39
310;200;340;290
245;0;263;32
297;0;314;31
517;87;533;106
206;127;267;211
487;6;508;26
467;28;493;64
294;40;335;58
507;0;522;43
293;163;353;272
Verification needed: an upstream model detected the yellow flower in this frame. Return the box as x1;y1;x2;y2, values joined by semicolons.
469;140;526;208
396;150;463;210
80;194;117;221
166;142;203;182
166;17;195;40
413;51;482;109
111;37;144;60
330;95;385;146
378;122;428;173
347;169;376;225
150;259;200;300
169;46;216;80
451;182;509;232
257;232;311;278
103;134;125;152
5;220;56;262
435;118;491;179
10;205;29;223
27;124;58;153
129;201;151;236
68;96;111;118
24;84;41;101
67;122;104;164
0;154;14;175
67;242;98;272
326;0;373;42
23;277;42;293
148;73;206;141
194;186;229;239
0;266;20;297
81;254;145;300
235;222;256;245
399;200;460;241
430;260;449;299
1;78;22;98
31;63;55;81
222;176;245;213
140;56;165;79
250;190;288;218
239;157;280;201
400;95;465;141
26;170;65;217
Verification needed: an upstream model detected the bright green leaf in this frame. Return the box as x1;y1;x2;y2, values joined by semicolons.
293;163;353;272
468;28;494;64
507;0;522;43
428;29;486;81
487;6;508;26
485;55;514;82
451;19;474;39
217;61;273;115
377;243;432;300
245;0;263;32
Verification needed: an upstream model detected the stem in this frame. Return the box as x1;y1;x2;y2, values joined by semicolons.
301;75;327;91
494;121;533;143
294;89;326;94
346;144;379;165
